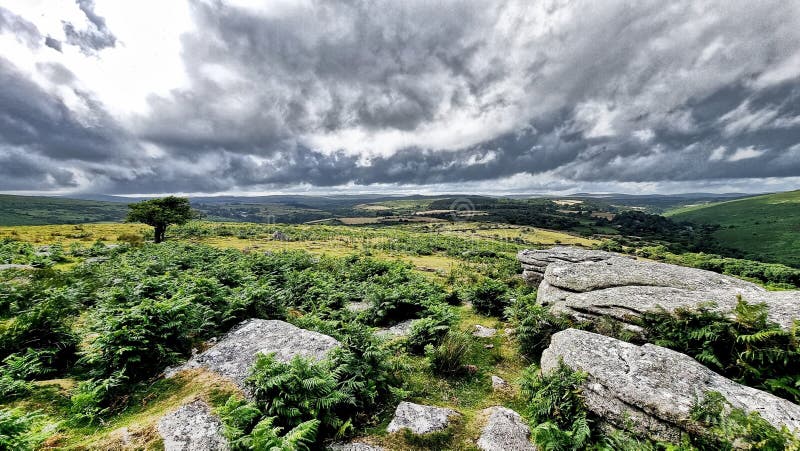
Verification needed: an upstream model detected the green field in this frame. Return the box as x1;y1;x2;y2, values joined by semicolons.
0;195;129;225
667;190;800;267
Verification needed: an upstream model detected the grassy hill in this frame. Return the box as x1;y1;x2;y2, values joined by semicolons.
0;195;129;225
666;190;800;267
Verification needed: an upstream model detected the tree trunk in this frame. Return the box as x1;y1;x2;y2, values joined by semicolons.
154;224;166;243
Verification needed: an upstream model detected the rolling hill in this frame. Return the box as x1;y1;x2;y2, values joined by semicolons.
667;190;800;267
0;195;130;225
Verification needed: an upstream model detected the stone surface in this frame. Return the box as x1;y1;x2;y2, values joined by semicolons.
168;319;340;389
328;443;385;451
387;401;460;434
517;247;624;285
473;324;497;338
375;319;418;338
345;301;372;313
531;249;799;330
541;329;800;442
157;400;229;451
477;406;536;451
272;231;289;241
491;375;509;390
544;256;757;293
0;264;34;271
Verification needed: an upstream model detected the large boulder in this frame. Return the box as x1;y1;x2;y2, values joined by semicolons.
541;329;800;442
157;400;229;451
533;252;799;330
168;319;340;389
476;406;536;451
517;247;624;285
387;401;460;434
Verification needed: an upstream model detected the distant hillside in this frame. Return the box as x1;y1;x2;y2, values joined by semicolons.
0;195;130;225
667;190;800;267
565;192;754;213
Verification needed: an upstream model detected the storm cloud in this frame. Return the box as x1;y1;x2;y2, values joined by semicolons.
0;0;799;194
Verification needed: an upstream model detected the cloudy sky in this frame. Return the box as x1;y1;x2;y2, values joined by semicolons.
1;0;799;196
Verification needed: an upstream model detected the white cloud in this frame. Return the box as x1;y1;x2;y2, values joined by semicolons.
708;146;727;161
728;146;766;162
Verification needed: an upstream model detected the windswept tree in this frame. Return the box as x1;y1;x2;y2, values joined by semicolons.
125;196;198;243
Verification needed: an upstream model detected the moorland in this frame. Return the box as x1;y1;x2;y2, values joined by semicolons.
0;192;798;450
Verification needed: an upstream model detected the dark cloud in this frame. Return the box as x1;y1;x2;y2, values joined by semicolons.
0;149;78;190
63;0;116;54
0;57;135;161
44;36;62;52
2;0;800;194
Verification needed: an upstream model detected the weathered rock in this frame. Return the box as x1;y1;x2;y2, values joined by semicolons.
272;231;289;241
387;401;460;434
477;406;536;451
157;400;229;451
328;442;385;451
491;375;509;390
537;256;799;330
0;264;34;271
168;319;340;389
541;329;800;442
345;301;371;313
473;324;497;338
545;256;757;293
517;247;624;285
35;246;52;257
375;319;418;338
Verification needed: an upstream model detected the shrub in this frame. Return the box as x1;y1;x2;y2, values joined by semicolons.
0;289;79;373
217;396;319;451
426;331;471;377
406;305;458;354
522;361;588;430
0;408;44;451
69;372;126;424
248;353;355;438
521;361;603;449
81;297;210;381
507;295;573;360
250;417;319;451
227;281;286;325
688;391;800;449
2;348;56;380
0;374;31;402
329;321;406;415
464;278;509;316
365;274;444;325
640;298;800;403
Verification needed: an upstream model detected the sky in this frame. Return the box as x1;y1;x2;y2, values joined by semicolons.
0;0;799;196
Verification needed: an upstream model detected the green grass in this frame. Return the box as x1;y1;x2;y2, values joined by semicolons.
0;195;129;226
666;190;800;267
